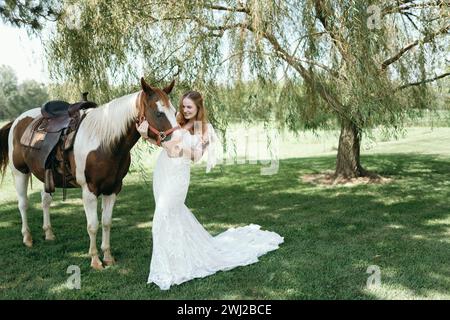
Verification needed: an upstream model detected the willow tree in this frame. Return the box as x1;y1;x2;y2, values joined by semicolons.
47;0;449;179
0;0;60;30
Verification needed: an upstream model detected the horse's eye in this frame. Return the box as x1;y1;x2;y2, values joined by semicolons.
156;111;163;118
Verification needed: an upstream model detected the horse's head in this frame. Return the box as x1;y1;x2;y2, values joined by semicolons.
137;77;179;146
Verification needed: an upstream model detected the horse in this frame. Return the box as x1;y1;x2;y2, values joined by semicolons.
0;77;179;269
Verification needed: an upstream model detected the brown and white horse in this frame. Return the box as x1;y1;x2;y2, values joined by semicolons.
0;78;179;269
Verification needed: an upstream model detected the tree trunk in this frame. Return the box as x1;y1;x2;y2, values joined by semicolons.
334;118;367;179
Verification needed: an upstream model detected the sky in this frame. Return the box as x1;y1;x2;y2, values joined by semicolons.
0;22;49;83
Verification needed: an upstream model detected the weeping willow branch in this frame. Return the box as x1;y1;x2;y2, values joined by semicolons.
381;24;450;70
193;3;350;120
205;4;250;14
245;24;348;119
396;72;450;90
383;0;450;16
313;0;353;64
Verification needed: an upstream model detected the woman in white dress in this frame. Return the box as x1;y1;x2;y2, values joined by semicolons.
146;91;284;290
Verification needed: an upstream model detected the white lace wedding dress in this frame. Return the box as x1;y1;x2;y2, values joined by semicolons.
147;124;284;290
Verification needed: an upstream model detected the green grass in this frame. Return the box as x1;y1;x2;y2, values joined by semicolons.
1;123;450;299
1;152;450;299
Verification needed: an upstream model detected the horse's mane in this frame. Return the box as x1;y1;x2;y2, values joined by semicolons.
81;92;140;150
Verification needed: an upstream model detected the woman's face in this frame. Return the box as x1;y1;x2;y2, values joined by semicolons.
182;97;198;120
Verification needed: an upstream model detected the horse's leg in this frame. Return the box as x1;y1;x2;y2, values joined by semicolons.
82;187;103;270
101;194;117;266
41;190;55;241
13;170;32;247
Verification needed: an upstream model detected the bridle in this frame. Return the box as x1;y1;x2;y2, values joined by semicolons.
137;115;180;146
136;91;180;146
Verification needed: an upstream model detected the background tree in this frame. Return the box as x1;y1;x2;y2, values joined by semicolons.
0;65;20;119
0;65;48;119
47;0;450;179
17;79;49;110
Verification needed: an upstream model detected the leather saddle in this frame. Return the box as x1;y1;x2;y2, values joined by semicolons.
20;92;97;196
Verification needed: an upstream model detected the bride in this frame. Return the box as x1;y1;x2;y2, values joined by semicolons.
143;90;284;290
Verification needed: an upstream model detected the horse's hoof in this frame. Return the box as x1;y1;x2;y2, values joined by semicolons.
91;257;104;270
91;263;104;270
103;257;116;266
23;234;33;247
45;229;56;241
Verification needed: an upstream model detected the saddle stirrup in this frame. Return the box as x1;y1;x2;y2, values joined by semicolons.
44;169;55;194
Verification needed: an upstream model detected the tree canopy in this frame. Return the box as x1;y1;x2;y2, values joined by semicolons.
41;1;450;177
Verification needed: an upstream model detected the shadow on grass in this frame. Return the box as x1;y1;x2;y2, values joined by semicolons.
0;153;449;299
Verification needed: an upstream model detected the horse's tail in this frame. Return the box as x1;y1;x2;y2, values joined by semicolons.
0;121;13;180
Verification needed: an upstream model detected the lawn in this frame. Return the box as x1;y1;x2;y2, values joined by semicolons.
0;125;450;299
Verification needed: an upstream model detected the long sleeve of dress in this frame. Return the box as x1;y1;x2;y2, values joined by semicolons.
205;123;221;173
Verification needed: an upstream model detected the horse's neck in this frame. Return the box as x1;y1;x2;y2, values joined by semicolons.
119;121;141;152
80;91;141;151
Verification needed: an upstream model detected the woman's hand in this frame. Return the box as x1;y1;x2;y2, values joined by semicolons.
162;136;183;158
136;121;158;145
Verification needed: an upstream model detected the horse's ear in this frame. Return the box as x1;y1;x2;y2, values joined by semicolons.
140;77;155;96
163;79;175;95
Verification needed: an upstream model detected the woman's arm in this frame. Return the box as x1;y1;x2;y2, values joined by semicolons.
162;135;183;158
172;127;208;162
162;127;210;161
